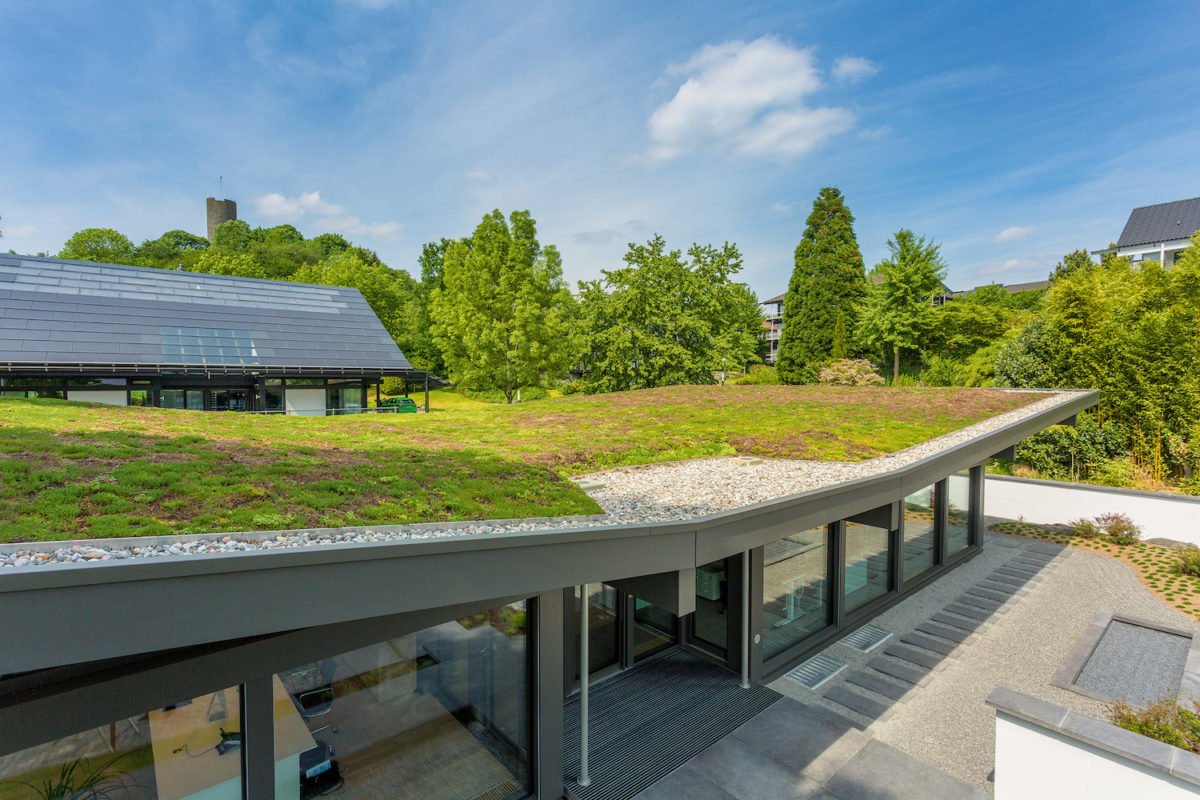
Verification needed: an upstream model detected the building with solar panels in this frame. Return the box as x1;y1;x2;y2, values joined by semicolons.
0;253;437;414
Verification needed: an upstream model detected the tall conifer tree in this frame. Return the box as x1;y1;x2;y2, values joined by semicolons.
776;188;867;383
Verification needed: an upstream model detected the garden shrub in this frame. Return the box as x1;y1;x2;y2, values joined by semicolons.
917;355;964;387
1014;413;1128;481
1174;546;1200;578
1095;512;1142;545
558;379;584;396
461;386;549;403
1110;699;1200;754
817;359;885;386
732;365;781;385
1068;518;1102;539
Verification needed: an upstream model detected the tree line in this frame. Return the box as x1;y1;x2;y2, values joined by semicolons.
48;213;765;402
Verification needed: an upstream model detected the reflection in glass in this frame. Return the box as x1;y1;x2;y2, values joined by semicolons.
762;527;829;659
633;600;675;662
575;584;620;678
844;522;890;611
0;686;243;800
902;485;936;580
264;380;285;412
328;384;364;415
694;558;729;653
128;389;151;407
161;389;204;410
274;602;530;800
947;471;971;555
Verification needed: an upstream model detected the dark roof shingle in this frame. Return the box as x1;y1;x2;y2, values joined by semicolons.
1116;197;1200;248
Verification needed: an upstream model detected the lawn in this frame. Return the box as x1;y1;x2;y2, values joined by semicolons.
0;385;1041;542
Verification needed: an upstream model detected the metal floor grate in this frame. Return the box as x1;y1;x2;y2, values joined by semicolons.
785;652;846;690
842;624;892;653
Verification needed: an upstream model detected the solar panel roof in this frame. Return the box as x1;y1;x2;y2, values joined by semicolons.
0;254;416;375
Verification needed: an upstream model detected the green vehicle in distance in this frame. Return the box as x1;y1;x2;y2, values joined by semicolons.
380;397;418;413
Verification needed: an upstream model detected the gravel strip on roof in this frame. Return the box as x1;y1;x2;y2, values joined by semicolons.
0;390;1083;569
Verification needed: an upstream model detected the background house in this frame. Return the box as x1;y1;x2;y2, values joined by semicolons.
1096;196;1200;266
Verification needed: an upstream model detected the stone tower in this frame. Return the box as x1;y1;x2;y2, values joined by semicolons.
206;197;237;241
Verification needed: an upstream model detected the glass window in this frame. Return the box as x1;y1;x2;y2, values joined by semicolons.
574;585;620;678
902;485;937;580
694;558;730;653
1;390;65;399
128;389;151;407
286;378;325;387
947;470;971;556
632;600;675;662
0;686;242;799
161;389;204;410
1;377;64;388
264;380;285;412
844;521;890;612
275;602;530;800
762;527;830;659
328;384;363;415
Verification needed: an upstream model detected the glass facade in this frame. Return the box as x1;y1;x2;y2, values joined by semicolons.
328;383;364;415
844;521;890;612
161;389;204;410
762;527;830;659
947;470;971;556
632;600;675;662
902;485;936;580
264;379;285;412
274;601;531;800
0;686;243;800
693;558;730;652
575;584;620;677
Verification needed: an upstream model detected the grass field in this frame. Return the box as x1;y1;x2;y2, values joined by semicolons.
0;385;1040;542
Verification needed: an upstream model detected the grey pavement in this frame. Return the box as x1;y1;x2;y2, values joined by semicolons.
633;698;982;800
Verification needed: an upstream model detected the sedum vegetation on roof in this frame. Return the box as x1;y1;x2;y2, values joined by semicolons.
0;385;1042;542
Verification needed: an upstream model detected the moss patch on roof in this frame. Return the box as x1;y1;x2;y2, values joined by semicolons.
0;385;1040;542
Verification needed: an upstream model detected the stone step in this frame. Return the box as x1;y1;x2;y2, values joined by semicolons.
884;643;941;670
868;656;931;687
998;562;1041;577
944;603;993;622
978;580;1027;597
964;586;1012;604
846;670;915;702
901;633;957;657
985;572;1031;588
955;593;1006;613
824;685;892;725
1010;555;1054;568
916;621;974;644
931;612;985;633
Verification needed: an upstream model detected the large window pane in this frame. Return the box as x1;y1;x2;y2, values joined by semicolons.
328;385;364;415
844;522;890;612
264;380;285;412
574;584;620;678
762;527;830;659
947;471;971;556
694;558;730;653
0;686;242;800
902;486;936;580
632;600;675;662
275;602;530;800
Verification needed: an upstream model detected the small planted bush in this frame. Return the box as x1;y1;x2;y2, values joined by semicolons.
731;365;780;385
817;359;885;387
1095;512;1142;545
1110;699;1200;754
1068;518;1102;539
1174;546;1200;577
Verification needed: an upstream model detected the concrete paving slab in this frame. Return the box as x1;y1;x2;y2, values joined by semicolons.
977;580;1026;597
868;656;931;687
884;643;942;670
943;603;993;622
846;670;916;702
823;740;984;800
901;632;957;657
929;612;985;633
963;586;1012;604
954;593;1005;613
825;685;892;724
633;762;740;800
916;622;975;645
687;735;824;799
728;698;869;786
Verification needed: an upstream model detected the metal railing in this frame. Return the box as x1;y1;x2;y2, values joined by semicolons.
247;406;419;415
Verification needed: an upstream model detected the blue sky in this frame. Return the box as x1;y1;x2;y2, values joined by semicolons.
2;0;1198;296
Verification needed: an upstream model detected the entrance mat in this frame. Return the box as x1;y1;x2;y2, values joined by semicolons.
563;649;782;800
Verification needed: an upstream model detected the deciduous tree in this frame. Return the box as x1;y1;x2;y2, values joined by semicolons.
58;228;136;265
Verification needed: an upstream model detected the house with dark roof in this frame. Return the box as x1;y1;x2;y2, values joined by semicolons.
1098;196;1200;267
0;254;435;414
760;292;784;363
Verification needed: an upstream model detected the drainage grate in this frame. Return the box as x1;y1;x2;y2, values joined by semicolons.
842;624;892;653
786;652;846;690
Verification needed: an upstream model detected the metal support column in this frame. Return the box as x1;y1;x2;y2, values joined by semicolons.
579;584;591;786
535;591;565;800
375;382;380;408
424;375;430;413
740;552;751;689
242;676;275;800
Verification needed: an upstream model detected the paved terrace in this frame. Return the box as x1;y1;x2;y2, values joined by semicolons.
0;390;1087;569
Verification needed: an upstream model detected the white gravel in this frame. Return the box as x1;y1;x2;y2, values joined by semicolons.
0;390;1084;570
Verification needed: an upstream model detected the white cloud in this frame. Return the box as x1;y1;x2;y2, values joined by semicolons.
770;201;793;215
2;223;38;238
994;225;1036;242
466;169;491;181
858;125;892;140
254;191;403;239
647;36;856;161
832;56;879;84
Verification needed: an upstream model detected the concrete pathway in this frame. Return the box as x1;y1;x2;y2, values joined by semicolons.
633;697;982;800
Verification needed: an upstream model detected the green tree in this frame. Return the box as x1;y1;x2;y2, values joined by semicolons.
310;233;352;259
292;252;419;349
430;210;576;403
188;251;267;279
405;239;453;375
210;219;258;251
858;229;948;380
577;236;761;391
1050;249;1095;283
776;187;867;383
135;230;209;268
58;228;137;265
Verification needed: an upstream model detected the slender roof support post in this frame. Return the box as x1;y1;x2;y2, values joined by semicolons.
424;374;430;413
741;551;751;689
579;584;592;786
375;382;380;408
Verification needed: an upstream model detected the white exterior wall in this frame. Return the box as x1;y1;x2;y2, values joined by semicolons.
66;389;127;406
284;388;326;417
995;714;1198;800
985;476;1200;546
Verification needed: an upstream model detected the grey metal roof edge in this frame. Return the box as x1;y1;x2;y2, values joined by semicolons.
987;686;1200;787
0;389;1097;595
0;361;421;376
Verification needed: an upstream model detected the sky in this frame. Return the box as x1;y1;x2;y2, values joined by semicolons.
2;0;1199;297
